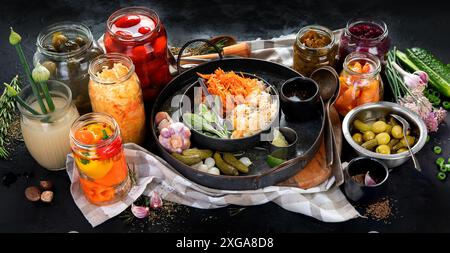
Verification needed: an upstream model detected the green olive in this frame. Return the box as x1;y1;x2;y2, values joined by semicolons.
396;148;408;154
372;121;387;134
60;40;80;52
353;119;372;132
41;61;57;77
391;125;404;139
75;36;86;47
52;32;68;51
376;144;391;155
385;124;393;135
352;133;363;145
363;131;375;142
375;132;391;145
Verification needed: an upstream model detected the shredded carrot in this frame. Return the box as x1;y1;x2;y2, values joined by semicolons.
197;68;262;111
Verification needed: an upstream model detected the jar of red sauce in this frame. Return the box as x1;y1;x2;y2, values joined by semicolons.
338;18;390;64
104;7;172;101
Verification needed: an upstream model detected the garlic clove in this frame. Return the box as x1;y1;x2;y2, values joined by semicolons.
198;164;209;173
239;157;252;167
150;191;163;209
204;157;215;169
207;167;220;175
131;204;150;219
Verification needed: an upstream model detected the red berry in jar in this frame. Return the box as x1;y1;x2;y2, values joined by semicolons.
114;15;141;28
105;7;172;101
115;30;133;38
138;26;151;34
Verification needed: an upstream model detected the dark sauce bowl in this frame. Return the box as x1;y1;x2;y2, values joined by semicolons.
280;77;320;121
343;156;389;203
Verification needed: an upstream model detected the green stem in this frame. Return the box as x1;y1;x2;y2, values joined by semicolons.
39;81;55;112
15;95;40;115
15;44;47;114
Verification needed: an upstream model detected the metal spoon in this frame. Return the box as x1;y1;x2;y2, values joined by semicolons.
390;114;421;171
310;66;339;166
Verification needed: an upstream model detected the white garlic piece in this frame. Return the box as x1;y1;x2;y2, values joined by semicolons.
204;157;215;169
239;157;252;167
208;167;220;175
191;162;203;170
198;164;209;173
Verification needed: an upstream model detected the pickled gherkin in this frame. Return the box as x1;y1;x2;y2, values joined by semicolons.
353;119;372;132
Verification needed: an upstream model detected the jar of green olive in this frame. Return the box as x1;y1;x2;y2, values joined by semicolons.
293;25;338;77
34;22;104;114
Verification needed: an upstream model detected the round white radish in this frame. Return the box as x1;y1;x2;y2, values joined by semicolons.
208;167;220;175
204;157;215;168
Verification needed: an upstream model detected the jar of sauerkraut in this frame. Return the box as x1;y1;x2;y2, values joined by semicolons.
88;53;145;144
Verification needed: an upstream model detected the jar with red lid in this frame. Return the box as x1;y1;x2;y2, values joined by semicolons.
104;6;172;101
338;18;390;64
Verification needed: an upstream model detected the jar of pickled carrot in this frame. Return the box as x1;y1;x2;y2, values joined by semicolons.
104;7;172;101
70;113;131;205
335;52;382;116
88;53;145;145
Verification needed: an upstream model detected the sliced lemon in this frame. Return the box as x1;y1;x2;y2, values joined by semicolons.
75;157;113;179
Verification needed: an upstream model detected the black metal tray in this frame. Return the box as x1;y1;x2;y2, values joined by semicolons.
150;58;325;190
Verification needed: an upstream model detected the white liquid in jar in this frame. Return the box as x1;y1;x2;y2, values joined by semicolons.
21;98;80;170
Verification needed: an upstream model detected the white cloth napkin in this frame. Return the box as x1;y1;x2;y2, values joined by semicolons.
67;144;358;227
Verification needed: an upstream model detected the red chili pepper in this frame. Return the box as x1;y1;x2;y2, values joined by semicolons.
114;15;141;28
138;26;151;34
97;137;122;159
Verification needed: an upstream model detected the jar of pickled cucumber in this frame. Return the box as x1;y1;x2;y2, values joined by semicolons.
34;22;104;114
293;25;338;76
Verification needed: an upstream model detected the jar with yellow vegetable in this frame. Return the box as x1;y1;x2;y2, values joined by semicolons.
352;116;415;155
88;53;146;144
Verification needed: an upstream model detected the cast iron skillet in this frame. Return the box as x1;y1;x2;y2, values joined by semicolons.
150;39;325;190
179;72;280;152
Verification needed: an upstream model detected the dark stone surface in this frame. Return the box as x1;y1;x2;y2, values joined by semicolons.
1;0;450;232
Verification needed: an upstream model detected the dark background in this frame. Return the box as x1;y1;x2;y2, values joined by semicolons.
1;0;450;233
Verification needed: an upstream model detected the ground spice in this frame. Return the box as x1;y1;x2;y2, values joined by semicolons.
351;174;365;185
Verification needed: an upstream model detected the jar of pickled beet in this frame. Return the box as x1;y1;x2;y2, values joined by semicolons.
293;25;338;76
70;112;131;205
34;22;104;114
104;7;172;101
335;52;382;116
338;18;390;64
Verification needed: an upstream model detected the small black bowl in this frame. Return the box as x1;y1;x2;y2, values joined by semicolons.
343;157;389;203
280;77;320;121
269;127;298;160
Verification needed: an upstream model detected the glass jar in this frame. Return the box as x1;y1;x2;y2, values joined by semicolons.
34;22;104;114
88;53;146;145
69;112;131;205
338;18;390;64
335;52;382;116
293;25;338;77
104;6;172;101
18;80;80;170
